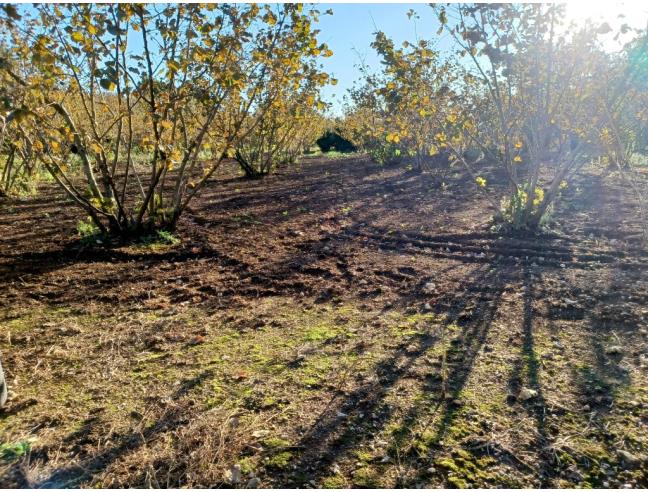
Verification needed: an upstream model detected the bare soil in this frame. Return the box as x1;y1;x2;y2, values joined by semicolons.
0;155;647;488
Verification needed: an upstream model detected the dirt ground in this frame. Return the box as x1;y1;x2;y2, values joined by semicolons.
0;155;647;488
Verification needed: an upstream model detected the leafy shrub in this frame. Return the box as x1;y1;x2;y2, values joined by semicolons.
368;144;403;166
316;130;356;153
76;217;100;240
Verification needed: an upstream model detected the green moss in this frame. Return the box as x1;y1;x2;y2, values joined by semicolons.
321;475;347;488
437;458;461;474
304;325;337;341
302;376;321;386
447;476;468;489
238;457;255;475
435;450;498;488
263;437;291;449
353;449;374;463
352;466;379;487
0;440;33;463
266;451;293;469
261;396;278;408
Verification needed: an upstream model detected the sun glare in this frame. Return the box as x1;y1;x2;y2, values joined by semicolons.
564;1;648;50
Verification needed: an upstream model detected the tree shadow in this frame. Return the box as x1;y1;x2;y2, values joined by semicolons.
2;156;645;487
283;259;513;486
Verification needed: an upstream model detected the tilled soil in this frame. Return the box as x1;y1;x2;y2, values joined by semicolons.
0;155;646;488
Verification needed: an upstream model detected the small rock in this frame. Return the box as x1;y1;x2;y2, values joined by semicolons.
605;346;623;355
618;450;641;469
227;464;242;484
567;469;584;482
422;282;437;294
427;466;436;474
331;463;341;474
519;388;538;401
380;455;391;463
422;302;433;312
246;477;261;488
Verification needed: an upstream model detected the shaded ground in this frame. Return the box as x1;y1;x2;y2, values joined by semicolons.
0;155;647;488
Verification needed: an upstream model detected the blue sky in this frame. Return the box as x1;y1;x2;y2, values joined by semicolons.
314;3;445;115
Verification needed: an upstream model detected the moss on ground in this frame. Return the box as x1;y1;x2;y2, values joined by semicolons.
1;292;646;488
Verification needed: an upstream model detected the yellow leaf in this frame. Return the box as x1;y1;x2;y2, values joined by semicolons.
264;12;277;26
159;120;173;130
513;155;522;163
71;31;84;43
166;59;180;74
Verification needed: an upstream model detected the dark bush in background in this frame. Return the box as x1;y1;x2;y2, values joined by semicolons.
316;130;357;153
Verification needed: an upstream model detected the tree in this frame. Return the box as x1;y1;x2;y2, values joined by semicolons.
0;4;333;235
233;46;331;178
431;3;644;230
0;43;41;196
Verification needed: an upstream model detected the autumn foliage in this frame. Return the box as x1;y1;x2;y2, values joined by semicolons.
0;4;332;234
341;4;648;231
1;3;647;236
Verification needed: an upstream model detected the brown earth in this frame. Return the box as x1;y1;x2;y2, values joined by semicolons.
0;155;647;488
